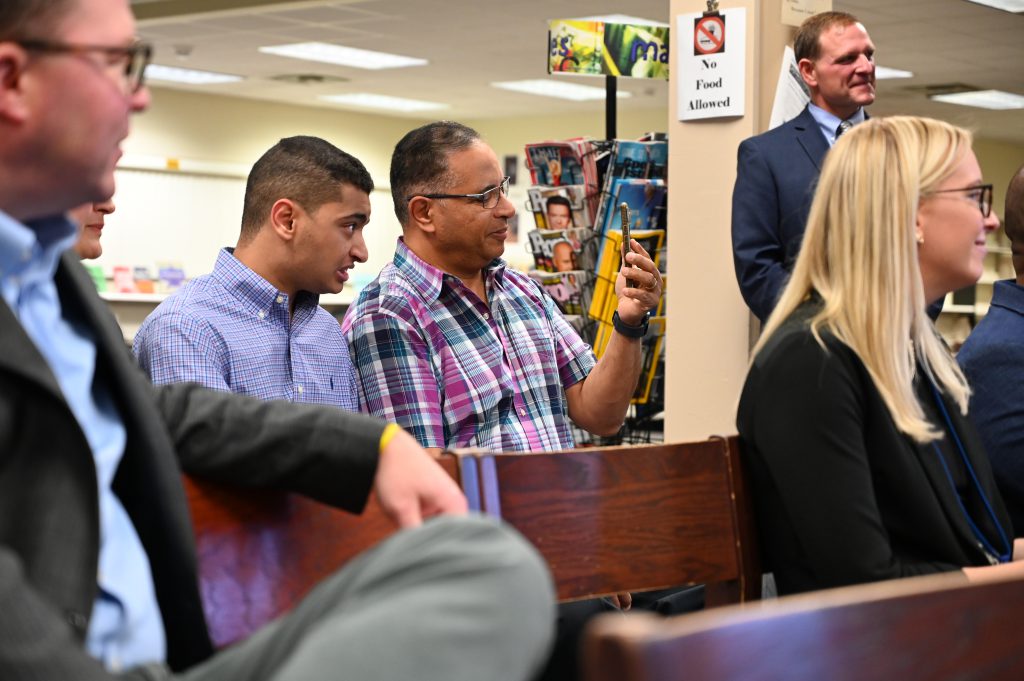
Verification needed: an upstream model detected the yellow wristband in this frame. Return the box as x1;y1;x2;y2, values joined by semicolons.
378;423;401;453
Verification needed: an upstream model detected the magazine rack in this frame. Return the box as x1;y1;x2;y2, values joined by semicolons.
524;135;668;445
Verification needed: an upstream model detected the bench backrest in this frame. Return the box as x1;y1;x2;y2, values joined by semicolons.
183;456;459;648
583;573;1024;681
450;436;759;604
185;435;758;648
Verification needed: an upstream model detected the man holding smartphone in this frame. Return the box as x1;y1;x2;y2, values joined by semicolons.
344;121;662;457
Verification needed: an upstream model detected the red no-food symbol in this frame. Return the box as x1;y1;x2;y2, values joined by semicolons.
694;15;725;55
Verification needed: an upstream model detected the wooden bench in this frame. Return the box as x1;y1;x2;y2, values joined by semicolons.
452;436;759;605
183;456;460;649
583;572;1024;681
185;435;758;648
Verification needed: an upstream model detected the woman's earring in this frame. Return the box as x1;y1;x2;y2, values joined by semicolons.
916;232;925;245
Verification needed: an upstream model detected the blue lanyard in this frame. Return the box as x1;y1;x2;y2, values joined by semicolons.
927;381;1012;564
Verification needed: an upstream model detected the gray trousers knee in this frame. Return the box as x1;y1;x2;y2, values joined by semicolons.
133;515;554;681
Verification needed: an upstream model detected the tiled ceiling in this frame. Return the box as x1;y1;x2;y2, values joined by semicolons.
133;0;1024;143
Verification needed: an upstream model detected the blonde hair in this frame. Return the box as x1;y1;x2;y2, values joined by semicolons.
754;116;973;443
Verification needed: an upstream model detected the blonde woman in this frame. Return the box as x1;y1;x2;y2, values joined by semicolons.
737;116;1021;596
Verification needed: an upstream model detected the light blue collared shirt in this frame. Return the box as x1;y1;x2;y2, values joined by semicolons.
808;103;867;148
0;210;165;672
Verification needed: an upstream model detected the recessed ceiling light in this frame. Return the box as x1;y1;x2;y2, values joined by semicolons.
571;14;669;26
964;0;1024;12
259;42;427;70
145;64;243;85
875;66;914;79
930;89;1024;110
492;79;632;101
319;93;448;112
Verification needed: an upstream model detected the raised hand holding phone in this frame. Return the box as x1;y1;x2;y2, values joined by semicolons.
620;202;634;288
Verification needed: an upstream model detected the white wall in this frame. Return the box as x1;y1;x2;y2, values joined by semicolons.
100;87;670;280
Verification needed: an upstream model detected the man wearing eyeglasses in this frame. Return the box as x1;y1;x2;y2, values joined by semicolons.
344;121;663;681
959;164;1024;536
344;121;663;458
0;2;555;680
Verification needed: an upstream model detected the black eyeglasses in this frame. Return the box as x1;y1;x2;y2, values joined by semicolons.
409;176;511;210
18;39;152;94
928;183;993;218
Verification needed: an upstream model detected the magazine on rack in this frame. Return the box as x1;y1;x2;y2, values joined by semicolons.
593;138;668;234
526;184;594;230
529;269;593;318
526;228;598;273
589;229;665;356
597;178;667;235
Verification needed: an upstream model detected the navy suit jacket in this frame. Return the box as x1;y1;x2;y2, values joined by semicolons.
731;105;829;322
958;279;1024;536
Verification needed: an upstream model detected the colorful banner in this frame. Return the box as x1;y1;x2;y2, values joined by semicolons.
548;19;669;80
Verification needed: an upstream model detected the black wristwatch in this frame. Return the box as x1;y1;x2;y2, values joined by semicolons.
612;311;649;339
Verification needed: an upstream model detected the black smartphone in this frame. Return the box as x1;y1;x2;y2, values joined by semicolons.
619;202;633;287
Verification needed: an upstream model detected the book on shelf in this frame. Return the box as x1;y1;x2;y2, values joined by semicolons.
84;264;106;292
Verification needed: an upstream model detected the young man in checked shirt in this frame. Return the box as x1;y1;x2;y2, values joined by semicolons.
135;136;368;409
343;121;663;457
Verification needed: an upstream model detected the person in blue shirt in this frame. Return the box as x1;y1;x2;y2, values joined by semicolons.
0;1;554;679
134;136;367;410
958;163;1024;534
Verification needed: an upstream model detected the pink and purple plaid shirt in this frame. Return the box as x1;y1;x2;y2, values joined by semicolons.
343;238;595;452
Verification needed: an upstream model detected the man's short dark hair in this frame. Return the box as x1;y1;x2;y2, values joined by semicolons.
240;135;373;241
545;196;572;213
0;0;72;40
390;121;481;225
794;11;861;63
1005;165;1024;274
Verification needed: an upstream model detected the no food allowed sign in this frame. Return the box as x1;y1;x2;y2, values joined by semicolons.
678;8;746;121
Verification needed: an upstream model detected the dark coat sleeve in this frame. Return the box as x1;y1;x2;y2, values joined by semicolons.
151;381;386;512
958;320;1024;536
731;136;790;322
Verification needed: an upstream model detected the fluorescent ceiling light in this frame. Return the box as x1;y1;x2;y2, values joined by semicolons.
930;89;1024;110
319;93;448;112
874;65;914;79
259;42;426;70
964;0;1024;12
145;64;243;85
492;79;632;102
571;14;669;26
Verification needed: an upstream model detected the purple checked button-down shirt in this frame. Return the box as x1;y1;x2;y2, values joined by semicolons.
343;238;596;452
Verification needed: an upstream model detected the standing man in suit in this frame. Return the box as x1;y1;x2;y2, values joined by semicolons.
0;1;554;679
731;11;875;321
958;164;1024;534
